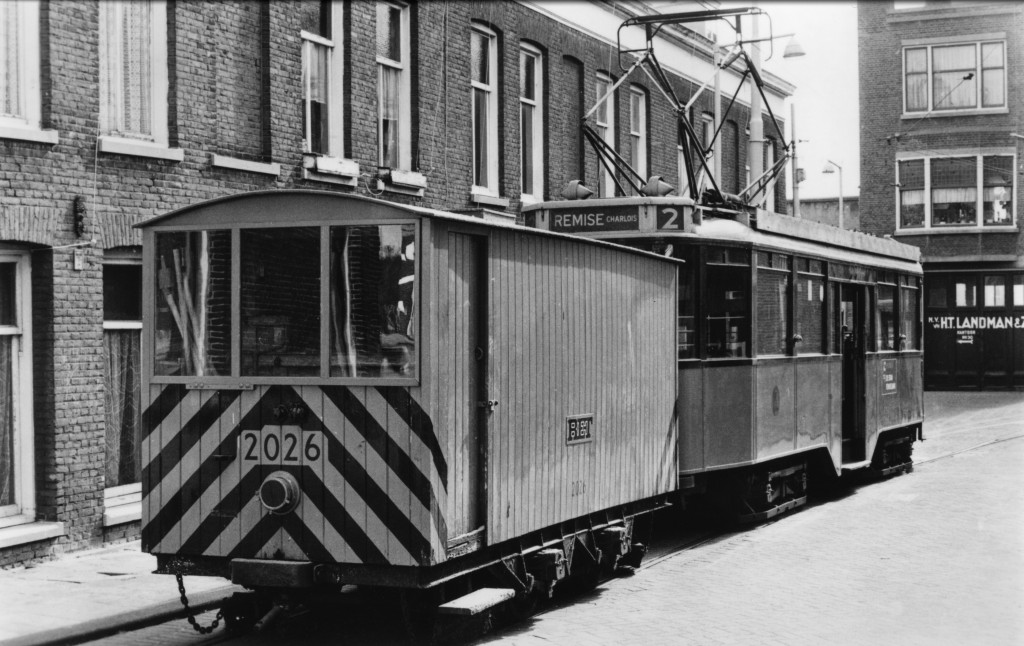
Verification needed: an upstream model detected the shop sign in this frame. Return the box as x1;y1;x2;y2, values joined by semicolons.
927;316;1024;346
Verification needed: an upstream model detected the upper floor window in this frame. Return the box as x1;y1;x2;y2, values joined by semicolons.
520;43;544;201
302;1;344;157
471;24;498;194
99;0;169;144
903;40;1005;114
0;0;49;141
378;2;410;170
595;72;616;197
897;153;1015;231
629;85;647;183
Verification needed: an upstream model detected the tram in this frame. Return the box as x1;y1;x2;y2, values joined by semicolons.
138;190;679;631
525;196;924;520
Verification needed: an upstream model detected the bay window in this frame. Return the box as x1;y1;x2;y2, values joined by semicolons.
896;153;1016;231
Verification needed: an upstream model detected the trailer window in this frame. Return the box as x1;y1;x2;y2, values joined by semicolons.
153;231;233;376
706;248;749;358
241;228;321;376
756;253;790;356
678;250;696;360
877;284;897;351
329;224;416;377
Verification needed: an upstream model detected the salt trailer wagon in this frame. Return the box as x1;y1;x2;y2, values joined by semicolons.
138;190;678;629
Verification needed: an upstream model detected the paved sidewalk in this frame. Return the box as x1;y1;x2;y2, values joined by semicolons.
0;542;241;646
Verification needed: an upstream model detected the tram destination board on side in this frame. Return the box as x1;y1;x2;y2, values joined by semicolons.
543;201;690;234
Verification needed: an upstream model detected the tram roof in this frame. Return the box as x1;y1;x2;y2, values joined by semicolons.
135;189;683;265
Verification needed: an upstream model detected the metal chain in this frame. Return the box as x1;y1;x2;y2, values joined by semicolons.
176;573;224;635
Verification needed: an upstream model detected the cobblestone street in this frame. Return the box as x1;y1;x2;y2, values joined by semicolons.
474;392;1024;646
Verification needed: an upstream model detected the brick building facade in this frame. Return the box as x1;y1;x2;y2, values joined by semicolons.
858;1;1024;390
0;0;790;567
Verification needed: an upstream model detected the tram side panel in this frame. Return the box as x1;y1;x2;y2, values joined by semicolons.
480;227;679;546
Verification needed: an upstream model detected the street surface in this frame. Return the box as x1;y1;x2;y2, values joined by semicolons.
87;392;1024;646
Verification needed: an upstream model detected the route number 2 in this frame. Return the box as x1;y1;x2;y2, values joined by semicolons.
240;428;325;468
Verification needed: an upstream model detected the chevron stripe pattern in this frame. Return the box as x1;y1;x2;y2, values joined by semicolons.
141;384;447;566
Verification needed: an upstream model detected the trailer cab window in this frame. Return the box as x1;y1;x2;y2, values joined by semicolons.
241;228;321;376
706;247;749;358
876;282;897;351
153;231;232;376
330;224;416;377
756;252;790;356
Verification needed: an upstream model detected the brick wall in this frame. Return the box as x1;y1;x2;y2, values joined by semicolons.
858;1;1024;262
0;0;789;567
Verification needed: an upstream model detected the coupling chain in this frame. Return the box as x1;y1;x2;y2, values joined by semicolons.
176;572;224;635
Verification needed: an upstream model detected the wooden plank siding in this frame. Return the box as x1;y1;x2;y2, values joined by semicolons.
470;227;678;545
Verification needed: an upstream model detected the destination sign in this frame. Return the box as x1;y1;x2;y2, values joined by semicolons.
549;205;640;233
881;359;897;395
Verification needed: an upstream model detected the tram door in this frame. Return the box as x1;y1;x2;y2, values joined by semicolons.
448;233;488;545
837;283;867;463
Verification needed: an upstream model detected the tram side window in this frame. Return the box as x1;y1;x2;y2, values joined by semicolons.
330;224;416;377
677;248;697;360
706;248;749;358
241;228;321;376
877;284;897;350
900;276;920;350
756;252;790;356
153;231;233;376
796;264;825;354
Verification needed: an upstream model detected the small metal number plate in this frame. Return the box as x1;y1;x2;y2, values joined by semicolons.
566;414;594;446
239;428;326;468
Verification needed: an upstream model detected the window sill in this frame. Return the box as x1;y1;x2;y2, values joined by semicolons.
900;107;1008;119
0;519;64;550
470;191;510;208
0;123;59;145
99;136;184;161
381;169;427;197
104;502;142;527
211;154;281;177
894;226;1018;236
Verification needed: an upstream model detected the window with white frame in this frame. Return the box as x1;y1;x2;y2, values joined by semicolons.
302;1;345;158
896;153;1015;230
471;24;499;194
903;40;1005;114
520;43;543;201
701;112;714;155
677;124;689;198
378;1;410;170
0;0;55;144
0;252;35;529
629;85;647;183
102;258;143;525
595;72;616;197
99;0;169;145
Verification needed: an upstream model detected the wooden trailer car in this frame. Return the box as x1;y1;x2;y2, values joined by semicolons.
138;191;678;623
525;197;925;520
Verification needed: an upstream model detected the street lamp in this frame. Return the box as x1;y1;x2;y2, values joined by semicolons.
822;159;843;230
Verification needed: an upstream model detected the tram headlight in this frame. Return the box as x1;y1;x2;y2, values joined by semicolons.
259;471;301;514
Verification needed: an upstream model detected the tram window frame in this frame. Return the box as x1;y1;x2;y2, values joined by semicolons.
899;274;920;351
796;258;826;354
675;245;698;361
704;246;751;359
148;220;420;385
876;282;898;352
755;251;791;357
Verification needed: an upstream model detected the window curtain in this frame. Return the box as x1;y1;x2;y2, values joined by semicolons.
379;65;400;168
0;1;23;118
104;329;141;487
0;337;13;506
932;44;975;109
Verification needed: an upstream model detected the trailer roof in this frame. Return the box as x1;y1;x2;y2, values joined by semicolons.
136;190;684;265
